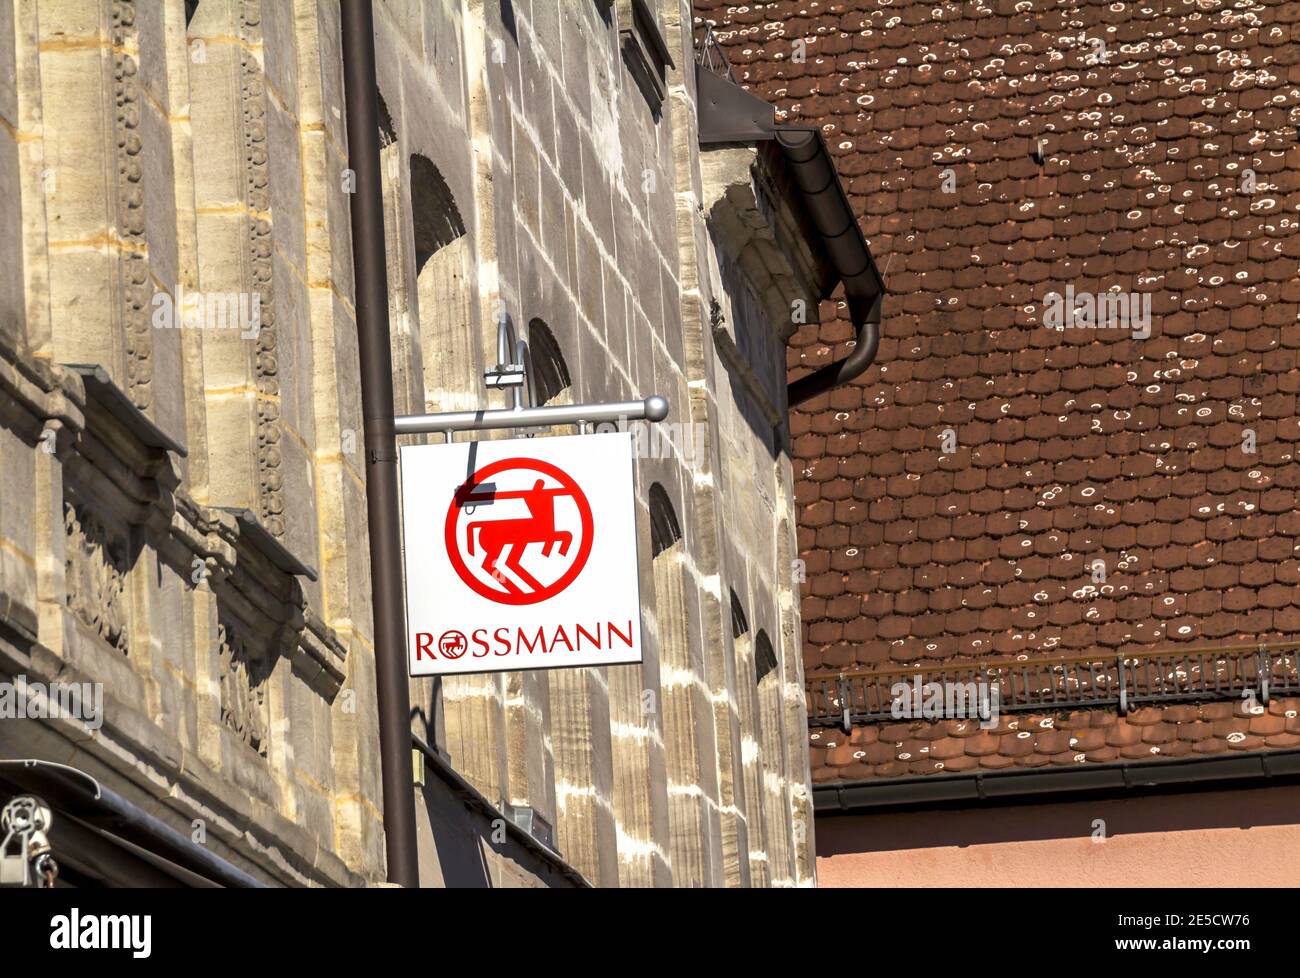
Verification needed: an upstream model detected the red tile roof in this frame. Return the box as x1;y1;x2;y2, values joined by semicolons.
694;0;1300;781
809;696;1300;784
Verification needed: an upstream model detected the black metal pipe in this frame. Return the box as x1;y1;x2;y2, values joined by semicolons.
775;128;886;408
340;0;420;888
785;295;880;408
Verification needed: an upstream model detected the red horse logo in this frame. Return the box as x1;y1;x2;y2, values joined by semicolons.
445;458;594;605
438;630;467;658
465;480;576;595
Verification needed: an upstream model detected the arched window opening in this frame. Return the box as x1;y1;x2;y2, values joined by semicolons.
754;626;788;883
410;154;465;272
375;95;426;416
730;590;749;640
407;154;475;413
649;483;682;558
528;319;571;406
755;630;778;685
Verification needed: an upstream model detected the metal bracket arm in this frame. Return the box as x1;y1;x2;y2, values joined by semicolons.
394;395;670;437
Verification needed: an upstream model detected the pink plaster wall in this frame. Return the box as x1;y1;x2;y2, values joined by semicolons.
815;785;1300;887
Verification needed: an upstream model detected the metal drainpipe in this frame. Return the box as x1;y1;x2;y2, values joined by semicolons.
786;296;881;407
774;128;886;408
340;0;420;888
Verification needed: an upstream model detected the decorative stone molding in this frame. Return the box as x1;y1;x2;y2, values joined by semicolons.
201;507;346;702
49;363;347;704
217;617;270;756
63;501;130;655
293;611;349;700
111;0;152;412
56;365;182;542
238;1;284;539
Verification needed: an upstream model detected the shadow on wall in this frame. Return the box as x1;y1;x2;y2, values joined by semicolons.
420;777;491;886
416;774;580;888
500;0;517;41
705;220;805;463
815;782;1300;857
527;319;572;406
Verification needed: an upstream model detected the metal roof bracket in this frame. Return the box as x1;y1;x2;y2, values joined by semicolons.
696;63;777;144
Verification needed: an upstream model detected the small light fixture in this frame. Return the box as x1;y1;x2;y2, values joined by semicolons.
500;802;556;851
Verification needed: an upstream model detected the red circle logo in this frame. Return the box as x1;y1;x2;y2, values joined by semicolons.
438;630;468;658
444;457;594;605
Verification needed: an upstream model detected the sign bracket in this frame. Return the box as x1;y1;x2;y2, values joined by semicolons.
394;318;670;437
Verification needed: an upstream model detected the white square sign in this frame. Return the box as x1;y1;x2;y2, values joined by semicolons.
400;431;643;676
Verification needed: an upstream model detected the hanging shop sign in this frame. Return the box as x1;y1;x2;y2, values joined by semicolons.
400;431;643;676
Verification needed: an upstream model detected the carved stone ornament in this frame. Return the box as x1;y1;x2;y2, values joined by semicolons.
112;0;153;411
64;502;130;654
218;618;270;756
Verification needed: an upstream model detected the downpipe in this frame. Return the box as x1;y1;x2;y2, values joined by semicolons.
340;0;421;888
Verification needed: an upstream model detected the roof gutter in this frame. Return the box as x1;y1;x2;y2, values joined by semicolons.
813;748;1300;815
696;66;886;408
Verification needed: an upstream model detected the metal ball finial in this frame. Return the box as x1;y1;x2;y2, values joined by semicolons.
644;395;670;422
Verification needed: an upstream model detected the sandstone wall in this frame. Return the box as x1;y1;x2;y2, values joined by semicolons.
0;0;816;887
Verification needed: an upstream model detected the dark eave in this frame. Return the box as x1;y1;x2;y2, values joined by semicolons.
697;62;778;144
813;747;1300;815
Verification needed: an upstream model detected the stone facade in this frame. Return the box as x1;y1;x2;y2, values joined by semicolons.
0;0;819;886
